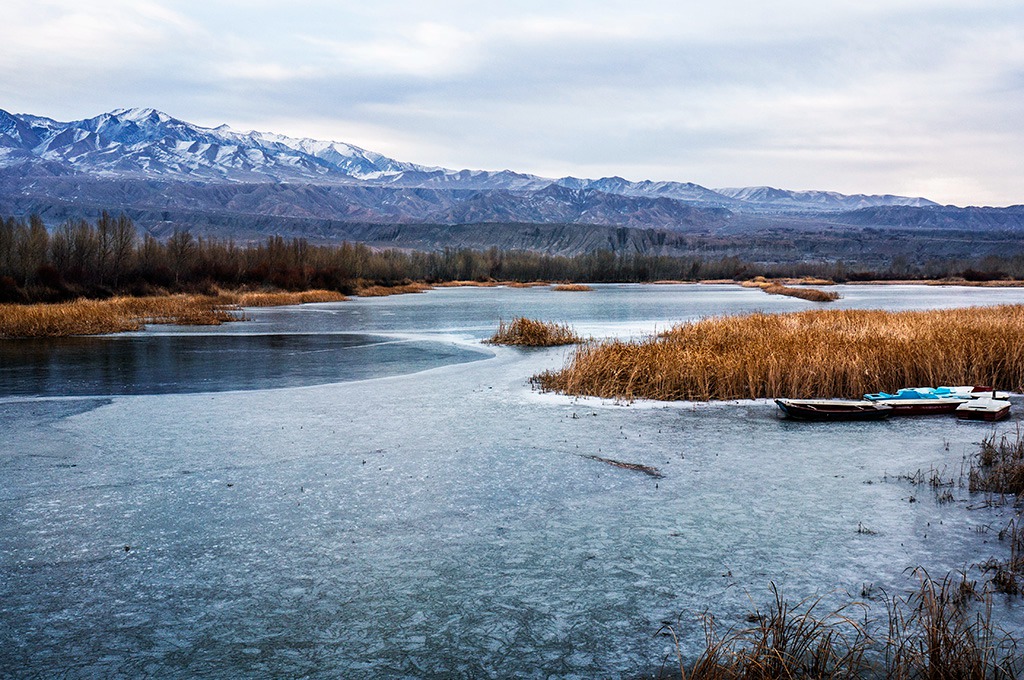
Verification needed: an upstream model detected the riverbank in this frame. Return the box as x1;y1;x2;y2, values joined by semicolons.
5;278;1024;339
533;305;1024;401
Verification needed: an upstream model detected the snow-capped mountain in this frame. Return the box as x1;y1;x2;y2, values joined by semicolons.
715;186;937;211
0;107;432;182
0;107;938;212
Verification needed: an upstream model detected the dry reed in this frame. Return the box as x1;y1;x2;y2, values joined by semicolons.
969;430;1024;594
662;574;1022;679
0;289;350;338
534;305;1024;401
432;280;501;288
970;430;1024;497
356;282;433;297
664;584;870;679
234;289;347;306
0;294;240;338
883;570;1021;679
487;317;580;347
552;283;594;292
743;277;839;302
761;283;840;302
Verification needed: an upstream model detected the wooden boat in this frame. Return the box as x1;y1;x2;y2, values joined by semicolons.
775;399;893;421
956;398;1011;422
875;397;966;416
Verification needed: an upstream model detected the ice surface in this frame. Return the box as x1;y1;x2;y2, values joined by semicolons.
2;284;1024;677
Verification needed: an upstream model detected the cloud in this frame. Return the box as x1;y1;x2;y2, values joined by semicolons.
300;22;479;78
0;1;1021;204
0;0;199;69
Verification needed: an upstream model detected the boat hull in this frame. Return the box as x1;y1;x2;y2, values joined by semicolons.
775;399;893;422
881;398;965;416
956;399;1012;422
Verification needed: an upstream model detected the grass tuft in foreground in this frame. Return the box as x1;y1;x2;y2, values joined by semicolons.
883;570;1021;679
534;306;1024;401
487;317;580;347
662;573;1022;679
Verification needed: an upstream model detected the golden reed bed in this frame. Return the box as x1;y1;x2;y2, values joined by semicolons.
0;290;347;338
741;277;839;302
355;282;433;297
533;305;1024;401
487;317;580;347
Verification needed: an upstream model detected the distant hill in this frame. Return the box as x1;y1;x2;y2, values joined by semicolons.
1;106;1022;254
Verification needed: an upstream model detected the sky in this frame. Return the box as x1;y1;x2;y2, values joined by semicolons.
1;1;1022;206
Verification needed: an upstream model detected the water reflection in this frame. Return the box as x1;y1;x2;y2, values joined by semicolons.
0;334;485;397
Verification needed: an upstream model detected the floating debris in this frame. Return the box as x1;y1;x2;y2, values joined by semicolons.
580;454;664;478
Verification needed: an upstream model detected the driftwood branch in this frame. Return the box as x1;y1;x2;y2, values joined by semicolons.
580;454;664;478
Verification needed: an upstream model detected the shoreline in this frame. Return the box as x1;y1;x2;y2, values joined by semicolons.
4;278;1024;339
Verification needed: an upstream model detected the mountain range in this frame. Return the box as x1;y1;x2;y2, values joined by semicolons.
0;107;1021;256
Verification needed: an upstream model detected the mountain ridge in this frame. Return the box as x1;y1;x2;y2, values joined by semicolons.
2;106;1023;255
0;107;939;212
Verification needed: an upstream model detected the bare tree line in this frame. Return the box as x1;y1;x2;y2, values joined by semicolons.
2;212;1022;303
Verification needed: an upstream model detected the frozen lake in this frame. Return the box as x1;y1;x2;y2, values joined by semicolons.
2;284;1024;678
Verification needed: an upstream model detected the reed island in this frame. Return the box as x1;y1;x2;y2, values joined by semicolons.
532;306;1024;401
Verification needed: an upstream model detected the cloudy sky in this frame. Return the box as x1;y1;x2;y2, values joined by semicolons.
2;1;1022;206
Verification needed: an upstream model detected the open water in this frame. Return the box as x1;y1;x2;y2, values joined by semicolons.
2;284;1023;678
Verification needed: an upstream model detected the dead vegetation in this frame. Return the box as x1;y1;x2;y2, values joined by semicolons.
661;574;1022;679
0;289;347;338
534;306;1024;401
487;317;581;347
0;294;240;337
742;276;840;302
969;429;1024;595
553;283;594;292
234;289;347;306
355;282;433;297
970;430;1024;497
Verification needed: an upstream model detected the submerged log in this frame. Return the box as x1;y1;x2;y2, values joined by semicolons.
580;454;664;478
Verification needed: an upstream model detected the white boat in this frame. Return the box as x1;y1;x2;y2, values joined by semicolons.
955;398;1011;422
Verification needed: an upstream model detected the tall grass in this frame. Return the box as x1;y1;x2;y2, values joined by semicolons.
0;289;347;338
662;574;1022;679
884;570;1020;680
432;280;501;287
0;294;240;338
553;283;594;292
487;317;580;347
356;282;433;297
970;430;1024;497
743;277;839;302
664;585;870;679
534;306;1024;401
234;290;347;306
969;430;1024;595
762;283;840;302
